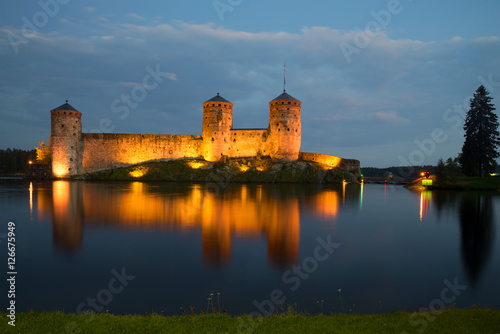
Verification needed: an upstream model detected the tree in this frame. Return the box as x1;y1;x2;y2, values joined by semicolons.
435;156;462;184
459;85;500;176
35;141;51;164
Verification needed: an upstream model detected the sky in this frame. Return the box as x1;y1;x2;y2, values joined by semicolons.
0;0;499;167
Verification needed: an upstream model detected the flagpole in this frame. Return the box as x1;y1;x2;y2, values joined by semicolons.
284;62;286;92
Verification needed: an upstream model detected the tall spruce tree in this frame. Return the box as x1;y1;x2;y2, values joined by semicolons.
459;85;499;176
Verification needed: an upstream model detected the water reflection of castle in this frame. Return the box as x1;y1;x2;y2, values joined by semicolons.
35;181;361;267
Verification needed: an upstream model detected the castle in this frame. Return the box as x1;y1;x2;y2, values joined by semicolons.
49;90;357;178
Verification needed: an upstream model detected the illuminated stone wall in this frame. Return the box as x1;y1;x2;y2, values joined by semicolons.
300;152;360;172
82;133;203;174
229;129;269;158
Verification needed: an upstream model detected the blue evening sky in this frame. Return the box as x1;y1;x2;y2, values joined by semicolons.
1;0;499;167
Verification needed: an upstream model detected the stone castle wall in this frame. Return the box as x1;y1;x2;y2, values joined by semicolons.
229;129;269;158
82;133;202;174
300;152;360;172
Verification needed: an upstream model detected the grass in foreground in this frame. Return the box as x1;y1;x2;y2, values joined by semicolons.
1;308;499;334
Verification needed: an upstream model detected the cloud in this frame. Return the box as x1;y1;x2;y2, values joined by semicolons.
84;7;96;12
373;111;410;125
126;13;145;21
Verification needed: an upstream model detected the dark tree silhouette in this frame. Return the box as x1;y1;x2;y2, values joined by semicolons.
459;85;499;176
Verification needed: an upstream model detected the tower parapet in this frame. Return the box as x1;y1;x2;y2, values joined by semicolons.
269;91;301;160
202;93;233;161
50;101;83;178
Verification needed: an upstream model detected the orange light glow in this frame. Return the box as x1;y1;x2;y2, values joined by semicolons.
28;160;33;164
311;190;339;219
53;181;70;216
360;182;364;209
188;161;209;169
342;180;347;205
53;164;69;178
239;165;250;172
129;166;149;178
325;156;341;168
256;166;266;172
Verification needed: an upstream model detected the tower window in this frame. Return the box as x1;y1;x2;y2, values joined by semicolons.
211;138;214;141
61;125;64;128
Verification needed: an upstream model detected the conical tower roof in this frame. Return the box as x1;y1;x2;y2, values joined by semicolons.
52;100;79;112
205;93;231;103
271;91;299;102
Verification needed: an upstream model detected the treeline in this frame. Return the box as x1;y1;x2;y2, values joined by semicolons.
361;166;435;178
0;148;36;175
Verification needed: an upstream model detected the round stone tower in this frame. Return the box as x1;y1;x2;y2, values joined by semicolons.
202;93;233;161
50;101;83;178
269;91;301;160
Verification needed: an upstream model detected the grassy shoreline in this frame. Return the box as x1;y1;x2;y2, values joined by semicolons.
406;176;500;191
1;308;499;333
79;157;360;184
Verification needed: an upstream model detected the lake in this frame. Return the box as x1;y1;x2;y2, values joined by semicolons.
1;179;499;316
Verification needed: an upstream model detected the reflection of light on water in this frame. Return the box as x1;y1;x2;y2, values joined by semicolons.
29;182;33;220
360;182;364;209
311;190;339;219
53;181;69;216
420;191;431;222
342;180;346;205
